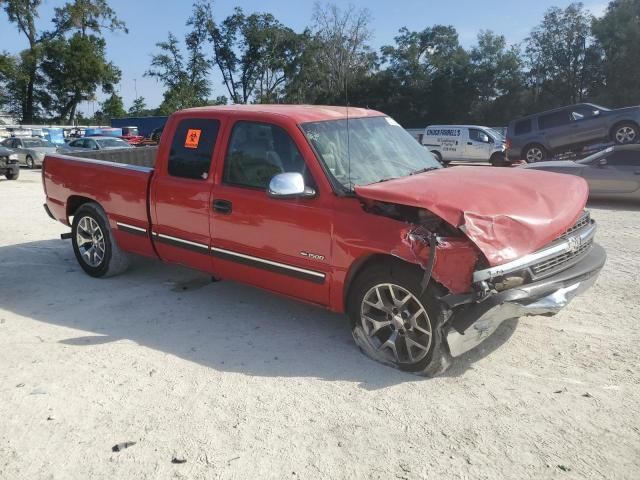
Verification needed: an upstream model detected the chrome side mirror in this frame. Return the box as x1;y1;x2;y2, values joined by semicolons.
268;172;316;199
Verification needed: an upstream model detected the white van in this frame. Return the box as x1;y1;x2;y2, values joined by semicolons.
421;125;507;166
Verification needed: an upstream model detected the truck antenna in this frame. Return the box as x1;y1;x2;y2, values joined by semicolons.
345;67;351;191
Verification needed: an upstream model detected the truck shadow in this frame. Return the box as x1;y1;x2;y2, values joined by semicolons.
0;239;514;390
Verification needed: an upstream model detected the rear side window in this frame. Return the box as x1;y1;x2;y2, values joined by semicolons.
514;119;532;136
538;111;570;130
168;119;220;180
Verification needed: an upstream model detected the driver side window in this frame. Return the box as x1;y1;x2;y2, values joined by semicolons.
223;121;309;189
469;129;490;143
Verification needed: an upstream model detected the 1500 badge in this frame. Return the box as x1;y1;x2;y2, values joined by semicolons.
300;251;325;261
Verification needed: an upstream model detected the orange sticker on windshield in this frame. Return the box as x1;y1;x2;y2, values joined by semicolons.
185;129;201;149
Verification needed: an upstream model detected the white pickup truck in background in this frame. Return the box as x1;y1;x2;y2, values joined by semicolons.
421;125;508;166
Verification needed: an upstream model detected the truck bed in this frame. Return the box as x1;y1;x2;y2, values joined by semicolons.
42;152;157;258
60;145;157;168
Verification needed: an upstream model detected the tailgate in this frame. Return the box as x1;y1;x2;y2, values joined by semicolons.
43;153;156;258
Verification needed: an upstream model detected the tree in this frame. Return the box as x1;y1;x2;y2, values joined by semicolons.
525;3;596;108
38;0;126;122
199;2;302;104
469;31;525;124
52;0;127;37
128;96;146;115
307;2;375;103
0;0;44;122
101;92;125;118
40;33;121;122
592;0;640;106
146;30;211;114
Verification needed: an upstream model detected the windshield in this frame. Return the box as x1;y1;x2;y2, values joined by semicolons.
577;147;613;165
301;116;441;190
23;138;54;148
96;138;130;148
486;127;505;142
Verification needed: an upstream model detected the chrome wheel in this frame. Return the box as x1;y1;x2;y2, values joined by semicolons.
615;126;637;144
75;216;106;267
360;283;432;365
525;147;544;163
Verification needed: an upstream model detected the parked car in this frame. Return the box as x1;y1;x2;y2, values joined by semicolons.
41;105;605;375
0;136;58;168
0;145;20;180
523;144;640;201
57;136;134;153
507;103;640;163
120;126;145;145
421;125;507;166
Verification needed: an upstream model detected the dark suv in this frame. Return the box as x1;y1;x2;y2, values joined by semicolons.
507;103;640;162
0;145;20;180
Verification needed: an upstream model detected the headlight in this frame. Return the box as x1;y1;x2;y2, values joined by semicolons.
8;153;18;160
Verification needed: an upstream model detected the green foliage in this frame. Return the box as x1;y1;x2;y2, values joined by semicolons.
40;32;121;122
591;0;640;107
128;96;147;115
102;92;125;118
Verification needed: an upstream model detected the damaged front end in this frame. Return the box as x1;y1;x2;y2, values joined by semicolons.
361;199;606;359
442;210;605;357
354;168;606;359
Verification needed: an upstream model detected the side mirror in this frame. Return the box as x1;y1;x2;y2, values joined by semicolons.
593;110;600;116
268;172;316;199
598;158;607;167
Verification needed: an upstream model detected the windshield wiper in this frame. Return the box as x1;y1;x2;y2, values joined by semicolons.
409;167;439;176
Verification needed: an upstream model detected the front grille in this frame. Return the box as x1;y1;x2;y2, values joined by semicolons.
560;211;590;239
531;238;593;277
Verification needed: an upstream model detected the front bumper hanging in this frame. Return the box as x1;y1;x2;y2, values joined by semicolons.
445;242;606;357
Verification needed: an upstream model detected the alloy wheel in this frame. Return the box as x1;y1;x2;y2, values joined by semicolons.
615;126;637;144
75;216;106;267
360;283;432;365
525;147;544;163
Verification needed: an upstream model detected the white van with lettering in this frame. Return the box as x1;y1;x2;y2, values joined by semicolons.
422;125;508;166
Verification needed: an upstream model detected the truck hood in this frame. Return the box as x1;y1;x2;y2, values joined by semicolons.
354;167;588;266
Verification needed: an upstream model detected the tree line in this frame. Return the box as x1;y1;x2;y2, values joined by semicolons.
1;0;639;127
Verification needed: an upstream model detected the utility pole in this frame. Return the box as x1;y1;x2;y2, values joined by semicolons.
134;78;138;99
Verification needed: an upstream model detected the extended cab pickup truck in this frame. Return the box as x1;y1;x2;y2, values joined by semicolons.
42;105;606;375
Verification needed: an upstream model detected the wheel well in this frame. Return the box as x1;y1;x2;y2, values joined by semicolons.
610;120;639;137
343;254;420;311
66;196;96;221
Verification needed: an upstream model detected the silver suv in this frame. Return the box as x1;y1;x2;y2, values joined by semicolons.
507;103;640;162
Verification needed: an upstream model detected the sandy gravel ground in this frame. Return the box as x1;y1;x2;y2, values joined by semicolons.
1;170;639;480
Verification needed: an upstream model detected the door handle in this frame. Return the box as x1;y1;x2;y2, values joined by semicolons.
213;199;232;214
467;142;473;145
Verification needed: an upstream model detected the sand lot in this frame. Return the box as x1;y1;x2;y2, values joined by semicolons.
1;169;639;479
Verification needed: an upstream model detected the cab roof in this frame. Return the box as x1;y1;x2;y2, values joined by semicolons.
179;104;385;124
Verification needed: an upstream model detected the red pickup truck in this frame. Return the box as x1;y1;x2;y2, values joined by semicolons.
42;105;606;375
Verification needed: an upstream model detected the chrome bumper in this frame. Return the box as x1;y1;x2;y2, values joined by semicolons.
446;243;606;357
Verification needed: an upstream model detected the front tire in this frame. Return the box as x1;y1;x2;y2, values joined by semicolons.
71;203;130;278
347;260;452;376
26;156;35;169
5;169;19;180
490;152;506;167
612;122;638;145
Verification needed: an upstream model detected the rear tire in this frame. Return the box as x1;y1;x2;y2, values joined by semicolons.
523;144;547;163
71;203;130;278
347;260;452;376
26;156;35;169
612;122;638;145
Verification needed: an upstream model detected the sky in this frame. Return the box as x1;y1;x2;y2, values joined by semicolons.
0;0;609;115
